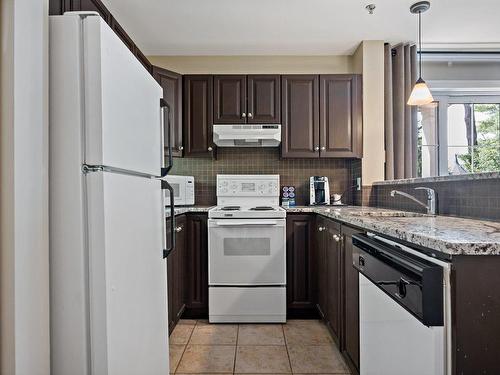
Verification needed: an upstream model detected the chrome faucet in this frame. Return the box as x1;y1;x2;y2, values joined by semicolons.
390;187;437;215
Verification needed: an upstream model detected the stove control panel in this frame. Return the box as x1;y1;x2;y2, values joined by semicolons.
217;174;279;197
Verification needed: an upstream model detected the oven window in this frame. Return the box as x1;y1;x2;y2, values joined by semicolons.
223;238;271;256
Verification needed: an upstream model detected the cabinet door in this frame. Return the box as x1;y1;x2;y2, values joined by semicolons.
286;214;316;317
326;221;342;343
342;225;361;371
109;17;134;52
247;75;281;124
214;75;247;124
167;215;186;334
281;75;320;158
153;66;183;157
133;47;153;74
316;217;328;319
183;76;215;157
319;75;362;158
184;214;209;318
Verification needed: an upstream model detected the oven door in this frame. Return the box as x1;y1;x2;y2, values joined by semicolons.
208;219;286;285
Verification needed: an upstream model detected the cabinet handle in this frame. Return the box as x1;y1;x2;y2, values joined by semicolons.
321;146;326;151
178;146;184;151
333;234;340;242
314;146;320;151
241;113;247;118
248;112;253;118
208;146;213;152
175;226;183;233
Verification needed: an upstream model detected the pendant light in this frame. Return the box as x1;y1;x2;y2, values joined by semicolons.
407;1;434;106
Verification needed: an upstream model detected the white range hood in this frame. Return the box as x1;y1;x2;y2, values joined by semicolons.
213;124;281;147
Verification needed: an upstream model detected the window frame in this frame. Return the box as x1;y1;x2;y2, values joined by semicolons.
426;94;500;176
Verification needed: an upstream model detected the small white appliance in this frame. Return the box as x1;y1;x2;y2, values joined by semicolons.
213;124;281;147
165;175;195;206
310;176;330;205
353;234;451;375
49;12;170;375
208;174;286;323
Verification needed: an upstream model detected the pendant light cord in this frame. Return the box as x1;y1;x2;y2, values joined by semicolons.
419;10;422;78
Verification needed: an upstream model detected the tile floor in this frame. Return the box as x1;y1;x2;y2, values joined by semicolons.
169;319;351;374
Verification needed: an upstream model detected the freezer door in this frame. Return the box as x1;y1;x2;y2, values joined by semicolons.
86;171;168;374
83;15;163;176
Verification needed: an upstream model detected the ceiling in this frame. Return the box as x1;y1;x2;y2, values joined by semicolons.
103;0;500;56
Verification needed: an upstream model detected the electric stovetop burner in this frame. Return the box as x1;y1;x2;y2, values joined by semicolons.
220;206;241;211
250;206;275;211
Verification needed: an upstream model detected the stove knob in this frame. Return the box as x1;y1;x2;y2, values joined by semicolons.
231;183;238;190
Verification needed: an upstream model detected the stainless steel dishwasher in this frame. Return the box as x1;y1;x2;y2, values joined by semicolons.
352;233;451;375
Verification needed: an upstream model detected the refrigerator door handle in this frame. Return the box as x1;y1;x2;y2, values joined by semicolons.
160;98;172;178
162;180;175;258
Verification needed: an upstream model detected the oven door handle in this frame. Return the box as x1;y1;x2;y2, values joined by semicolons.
214;220;279;226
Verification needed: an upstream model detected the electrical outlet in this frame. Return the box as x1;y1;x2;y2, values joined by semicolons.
356;177;361;191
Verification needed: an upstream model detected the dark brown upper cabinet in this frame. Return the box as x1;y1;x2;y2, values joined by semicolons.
214;75;247;124
133;46;153;74
49;0;153;75
281;75;320;158
320;75;362;158
110;17;134;52
183;75;215;158
214;75;281;124
282;74;362;159
247;75;281;123
153;66;183;157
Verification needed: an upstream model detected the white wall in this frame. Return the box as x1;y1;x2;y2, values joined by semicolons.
148;55;354;74
0;0;50;374
354;41;385;185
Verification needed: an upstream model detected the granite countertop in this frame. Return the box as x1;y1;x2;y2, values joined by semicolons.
165;206;212;217
167;205;500;256
287;206;500;256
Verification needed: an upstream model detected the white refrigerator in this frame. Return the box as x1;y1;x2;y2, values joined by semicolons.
49;12;172;375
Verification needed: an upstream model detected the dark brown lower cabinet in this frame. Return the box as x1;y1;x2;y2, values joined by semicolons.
342;225;362;374
316;217;328;319
184;214;209;318
167;215;186;334
286;214;317;318
326;221;342;344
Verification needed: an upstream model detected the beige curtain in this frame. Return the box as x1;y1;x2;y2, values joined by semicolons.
384;43;418;180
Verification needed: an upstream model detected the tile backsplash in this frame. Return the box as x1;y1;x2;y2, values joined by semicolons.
171;148;361;206
367;176;500;222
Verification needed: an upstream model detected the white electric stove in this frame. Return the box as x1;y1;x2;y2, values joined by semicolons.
208;175;287;323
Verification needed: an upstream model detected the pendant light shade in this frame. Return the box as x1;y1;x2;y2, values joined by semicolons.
407;77;434;105
408;1;433;106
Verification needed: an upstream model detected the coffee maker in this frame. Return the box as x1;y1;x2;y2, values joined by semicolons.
309;176;330;205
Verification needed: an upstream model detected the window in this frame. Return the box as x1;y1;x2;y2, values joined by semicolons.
416;95;500;177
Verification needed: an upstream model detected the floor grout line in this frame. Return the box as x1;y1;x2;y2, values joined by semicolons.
232;324;239;374
282;324;293;374
172;320;197;374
